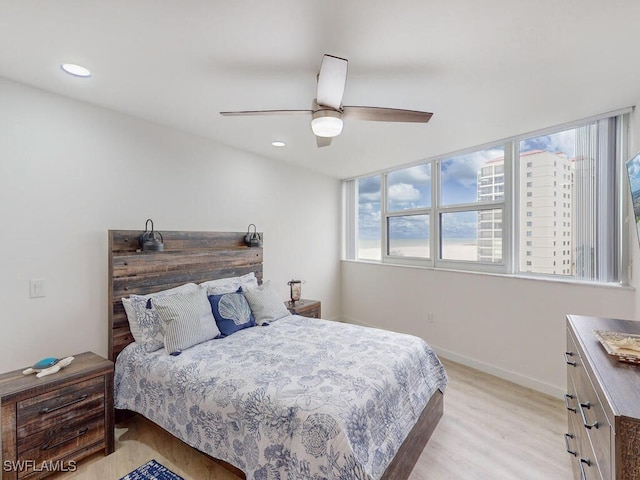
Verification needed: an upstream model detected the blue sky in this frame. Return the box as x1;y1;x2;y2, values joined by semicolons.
358;126;580;241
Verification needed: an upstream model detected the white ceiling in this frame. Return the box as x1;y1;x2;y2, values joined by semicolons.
1;1;639;179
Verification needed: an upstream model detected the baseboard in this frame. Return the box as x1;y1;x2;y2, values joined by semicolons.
431;346;565;399
340;315;565;399
338;315;378;328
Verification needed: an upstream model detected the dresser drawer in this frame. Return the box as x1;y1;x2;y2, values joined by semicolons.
16;414;105;478
16;377;105;439
576;428;603;480
566;406;582;479
567;328;612;480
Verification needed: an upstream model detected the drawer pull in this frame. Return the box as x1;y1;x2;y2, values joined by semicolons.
578;401;599;429
564;351;577;367
40;427;88;451
564;393;577;413
564;433;577;456
39;394;88;415
579;457;592;480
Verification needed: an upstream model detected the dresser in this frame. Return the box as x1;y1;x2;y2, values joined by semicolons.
0;352;114;479
565;315;640;480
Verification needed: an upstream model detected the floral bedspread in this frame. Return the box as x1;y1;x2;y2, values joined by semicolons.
114;316;448;480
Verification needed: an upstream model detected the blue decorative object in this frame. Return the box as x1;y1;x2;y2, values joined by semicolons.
23;356;75;378
119;459;183;480
32;358;59;370
208;288;256;337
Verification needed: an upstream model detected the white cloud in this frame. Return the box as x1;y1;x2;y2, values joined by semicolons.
389;183;420;204
441;148;502;188
359;192;380;203
388;164;431;184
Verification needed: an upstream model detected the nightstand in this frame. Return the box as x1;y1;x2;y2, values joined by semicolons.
0;352;114;480
285;299;321;319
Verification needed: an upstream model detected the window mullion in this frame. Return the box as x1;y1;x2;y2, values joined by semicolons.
381;173;388;261
433;159;441;264
506;141;516;274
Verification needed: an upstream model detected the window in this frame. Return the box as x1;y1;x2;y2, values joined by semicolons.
387;165;431;211
517;118;620;282
439;147;505;266
388;215;430;258
356;175;381;261
344;110;629;284
386;165;431;260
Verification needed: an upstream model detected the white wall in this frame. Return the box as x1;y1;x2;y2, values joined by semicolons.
0;77;341;372
341;262;634;397
341;109;640;399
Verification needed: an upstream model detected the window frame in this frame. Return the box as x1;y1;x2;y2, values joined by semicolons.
344;109;631;285
383;164;434;266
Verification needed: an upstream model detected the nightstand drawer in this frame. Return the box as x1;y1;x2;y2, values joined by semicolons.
17;377;105;438
16;414;105;478
286;299;321;319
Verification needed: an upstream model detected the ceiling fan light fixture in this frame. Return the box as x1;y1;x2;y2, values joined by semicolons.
311;110;343;138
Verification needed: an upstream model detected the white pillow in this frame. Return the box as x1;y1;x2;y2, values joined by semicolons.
200;272;259;295
122;283;199;352
153;288;220;354
243;280;290;325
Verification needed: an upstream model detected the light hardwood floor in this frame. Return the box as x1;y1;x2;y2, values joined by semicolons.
54;359;573;479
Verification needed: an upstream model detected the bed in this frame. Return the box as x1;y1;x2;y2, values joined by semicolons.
108;230;447;480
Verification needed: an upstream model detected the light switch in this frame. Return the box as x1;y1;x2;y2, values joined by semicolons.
29;279;46;298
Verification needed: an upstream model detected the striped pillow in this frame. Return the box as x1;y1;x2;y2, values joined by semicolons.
122;283;199;352
153;288;220;354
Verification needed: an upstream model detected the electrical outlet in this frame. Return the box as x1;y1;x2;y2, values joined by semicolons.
29;279;46;298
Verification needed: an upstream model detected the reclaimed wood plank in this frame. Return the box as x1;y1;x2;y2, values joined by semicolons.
110;230;257;253
108;230;263;362
112;250;263;277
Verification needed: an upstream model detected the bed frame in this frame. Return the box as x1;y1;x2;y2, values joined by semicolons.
108;229;443;480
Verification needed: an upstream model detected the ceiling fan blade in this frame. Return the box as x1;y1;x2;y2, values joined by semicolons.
316;54;348;110
220;109;311;116
342;106;433;123
316;136;332;148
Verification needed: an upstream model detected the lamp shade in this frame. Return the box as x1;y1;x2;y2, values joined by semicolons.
311;110;343;137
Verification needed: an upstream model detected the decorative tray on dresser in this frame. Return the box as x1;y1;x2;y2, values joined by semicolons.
0;351;114;479
565;315;640;480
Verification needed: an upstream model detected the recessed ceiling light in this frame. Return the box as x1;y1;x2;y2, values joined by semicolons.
272;141;286;147
61;63;92;77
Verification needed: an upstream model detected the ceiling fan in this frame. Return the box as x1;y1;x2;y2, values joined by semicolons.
220;54;433;148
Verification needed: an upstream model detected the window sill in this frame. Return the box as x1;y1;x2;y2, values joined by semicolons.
341;258;634;290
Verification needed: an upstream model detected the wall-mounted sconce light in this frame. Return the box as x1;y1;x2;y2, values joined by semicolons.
244;224;262;247
139;219;164;252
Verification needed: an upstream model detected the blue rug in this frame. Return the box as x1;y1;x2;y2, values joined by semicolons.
120;460;184;480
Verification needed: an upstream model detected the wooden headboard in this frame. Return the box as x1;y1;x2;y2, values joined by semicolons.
108;230;263;362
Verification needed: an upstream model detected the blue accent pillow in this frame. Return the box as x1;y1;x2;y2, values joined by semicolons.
208;288;256;337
